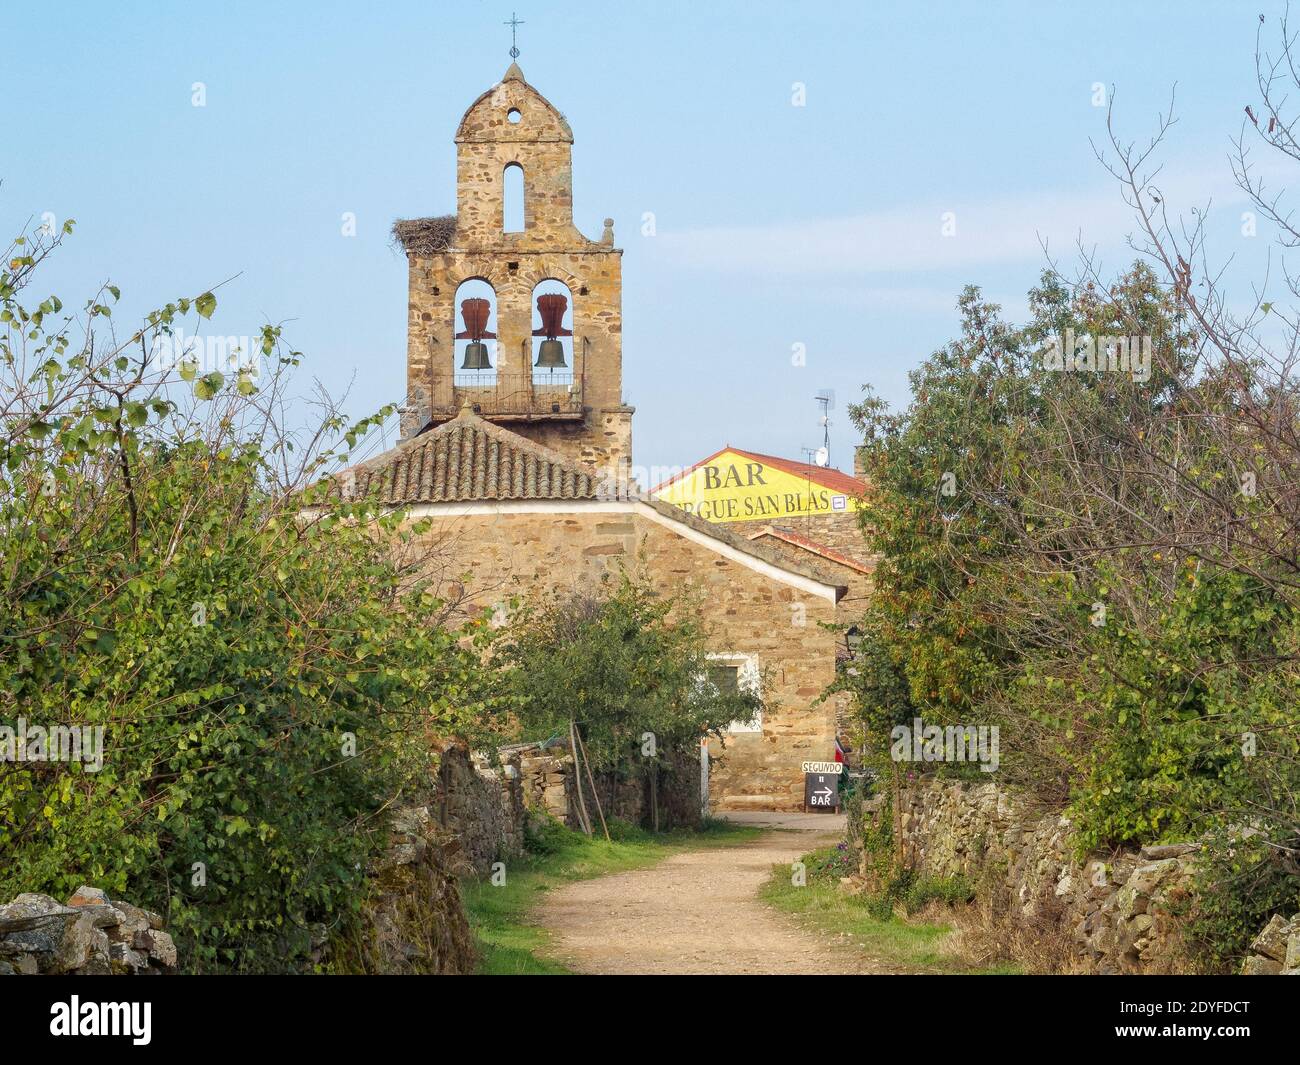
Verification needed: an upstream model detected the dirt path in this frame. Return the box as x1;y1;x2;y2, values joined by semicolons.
537;813;883;975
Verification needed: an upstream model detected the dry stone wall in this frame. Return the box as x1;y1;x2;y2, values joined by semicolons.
0;745;576;978
870;777;1200;974
433;743;526;876
0;887;176;975
517;745;576;822
878;777;1300;975
515;742;701;832
335;803;477;975
0;747;517;977
1241;912;1300;975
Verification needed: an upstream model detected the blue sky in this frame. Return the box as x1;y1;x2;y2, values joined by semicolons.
1;1;1282;477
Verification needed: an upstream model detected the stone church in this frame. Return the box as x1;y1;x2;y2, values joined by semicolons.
343;62;861;811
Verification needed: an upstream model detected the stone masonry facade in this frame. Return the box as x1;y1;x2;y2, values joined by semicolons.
415;505;842;811
743;518;874;609
730;510;867;562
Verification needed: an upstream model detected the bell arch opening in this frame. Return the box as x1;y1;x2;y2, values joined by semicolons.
530;279;574;390
453;278;498;387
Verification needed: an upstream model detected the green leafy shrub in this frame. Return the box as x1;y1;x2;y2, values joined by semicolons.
496;570;762;830
0;226;495;971
604;817;652;843
857;795;896;890
1184;836;1300;974
858;869;916;921
840;264;1300;965
802;844;856;883
522;811;574;856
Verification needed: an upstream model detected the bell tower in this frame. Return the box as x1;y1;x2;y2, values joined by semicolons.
397;62;633;482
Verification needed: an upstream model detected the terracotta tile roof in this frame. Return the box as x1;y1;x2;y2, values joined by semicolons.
334;405;628;504
746;525;874;575
322;410;848;599
650;445;867;497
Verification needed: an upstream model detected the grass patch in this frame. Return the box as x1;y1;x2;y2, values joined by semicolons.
461;816;760;974
759;848;1020;974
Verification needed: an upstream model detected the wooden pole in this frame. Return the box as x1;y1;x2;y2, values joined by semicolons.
649;763;660;833
574;724;610;841
893;761;904;866
569;718;592;837
699;737;709;821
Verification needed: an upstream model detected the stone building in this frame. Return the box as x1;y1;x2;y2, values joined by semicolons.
345;63;862;811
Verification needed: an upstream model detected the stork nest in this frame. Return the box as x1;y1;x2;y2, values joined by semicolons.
391;215;457;256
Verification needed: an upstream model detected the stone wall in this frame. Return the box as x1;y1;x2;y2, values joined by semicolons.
334;803;477;975
726;510;875;614
1241;912;1300;975
515;742;701;832
638;752;705;830
875;776;1300;975
429;741;699;865
743;528;874;611
433;743;526;876
0;887;176;975
509;406;634;485
517;744;573;821
0;812;481;977
869;778;1200;974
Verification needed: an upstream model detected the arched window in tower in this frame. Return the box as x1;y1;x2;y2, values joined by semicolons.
453;278;498;387
530;279;574;390
503;163;525;233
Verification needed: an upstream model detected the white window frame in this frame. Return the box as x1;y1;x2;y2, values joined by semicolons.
706;652;762;734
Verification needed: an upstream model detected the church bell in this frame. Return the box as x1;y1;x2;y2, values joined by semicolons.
534;338;566;370
455;297;496;369
461;341;493;370
532;293;572;370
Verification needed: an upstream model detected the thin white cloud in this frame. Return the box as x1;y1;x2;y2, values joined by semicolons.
653;162;1256;277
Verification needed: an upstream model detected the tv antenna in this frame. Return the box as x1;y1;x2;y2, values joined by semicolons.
815;390;834;466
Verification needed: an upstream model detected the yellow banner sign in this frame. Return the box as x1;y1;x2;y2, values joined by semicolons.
654;450;862;523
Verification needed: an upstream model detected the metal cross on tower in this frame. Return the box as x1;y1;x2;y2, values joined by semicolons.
505;12;525;59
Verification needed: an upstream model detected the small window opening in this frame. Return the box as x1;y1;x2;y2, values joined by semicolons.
503;163;525;232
